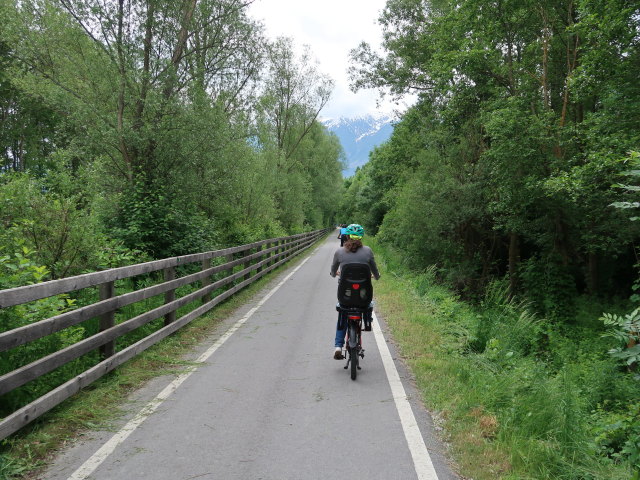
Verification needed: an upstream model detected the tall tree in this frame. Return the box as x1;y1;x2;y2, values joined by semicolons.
348;0;640;301
2;0;264;182
255;37;336;230
257;38;333;162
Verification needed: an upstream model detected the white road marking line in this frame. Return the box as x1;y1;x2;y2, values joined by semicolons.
67;256;313;480
372;311;440;480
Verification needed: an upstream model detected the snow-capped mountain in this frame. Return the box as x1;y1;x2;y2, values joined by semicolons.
322;114;394;177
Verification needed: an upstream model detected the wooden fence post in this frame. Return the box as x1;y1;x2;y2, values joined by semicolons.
226;253;234;287
202;258;211;303
164;267;176;326
256;244;264;274
272;240;278;265
286;238;293;259
265;242;272;267
98;281;115;359
243;249;251;281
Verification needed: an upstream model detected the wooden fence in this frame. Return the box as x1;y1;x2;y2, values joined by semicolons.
0;229;328;440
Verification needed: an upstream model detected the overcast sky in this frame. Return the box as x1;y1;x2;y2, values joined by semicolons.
247;0;402;120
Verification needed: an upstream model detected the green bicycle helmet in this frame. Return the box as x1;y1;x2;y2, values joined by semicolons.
345;223;364;239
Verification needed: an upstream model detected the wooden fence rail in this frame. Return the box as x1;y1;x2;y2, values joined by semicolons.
0;228;328;440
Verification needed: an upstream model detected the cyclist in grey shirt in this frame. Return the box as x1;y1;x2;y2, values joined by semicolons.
330;243;380;279
329;224;380;359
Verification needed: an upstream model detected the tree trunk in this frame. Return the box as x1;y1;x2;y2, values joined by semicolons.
560;1;579;128
554;213;570;266
116;0;133;183
162;0;199;100
481;232;498;285
587;251;598;294
134;0;155;130
508;232;520;297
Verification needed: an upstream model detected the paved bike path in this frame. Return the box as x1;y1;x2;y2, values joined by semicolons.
41;236;458;480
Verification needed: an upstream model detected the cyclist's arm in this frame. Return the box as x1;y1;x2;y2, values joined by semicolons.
329;250;340;277
369;250;381;280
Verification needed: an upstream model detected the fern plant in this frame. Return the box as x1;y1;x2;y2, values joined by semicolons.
601;309;640;367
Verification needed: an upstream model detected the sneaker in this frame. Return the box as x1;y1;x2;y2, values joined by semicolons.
334;347;344;360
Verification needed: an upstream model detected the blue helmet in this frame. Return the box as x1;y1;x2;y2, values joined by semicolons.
345;223;364;239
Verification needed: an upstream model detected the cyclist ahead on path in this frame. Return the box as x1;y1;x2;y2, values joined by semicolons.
329;224;380;359
338;224;349;246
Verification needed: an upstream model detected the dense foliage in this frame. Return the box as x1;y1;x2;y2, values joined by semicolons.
347;0;640;301
344;0;640;476
0;0;344;270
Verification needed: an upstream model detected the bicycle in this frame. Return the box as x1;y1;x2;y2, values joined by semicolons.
335;262;374;381
339;306;366;380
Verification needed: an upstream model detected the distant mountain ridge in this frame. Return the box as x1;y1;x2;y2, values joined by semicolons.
322;114;394;177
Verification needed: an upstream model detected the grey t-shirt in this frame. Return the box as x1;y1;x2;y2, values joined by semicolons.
330;246;380;280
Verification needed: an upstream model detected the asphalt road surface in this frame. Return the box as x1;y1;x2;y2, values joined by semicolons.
41;236;459;480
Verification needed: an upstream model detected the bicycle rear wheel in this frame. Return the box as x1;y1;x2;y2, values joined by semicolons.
348;322;359;380
350;347;358;380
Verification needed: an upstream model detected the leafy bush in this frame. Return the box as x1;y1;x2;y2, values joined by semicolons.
519;254;577;320
592;402;640;476
94;240;150;270
222;218;287;247
0;172;104;278
110;181;220;258
0;246;88;416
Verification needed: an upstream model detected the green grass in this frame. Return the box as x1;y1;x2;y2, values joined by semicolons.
0;242;324;480
368;238;635;480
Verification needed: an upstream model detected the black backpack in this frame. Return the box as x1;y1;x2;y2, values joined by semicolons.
337;263;373;308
